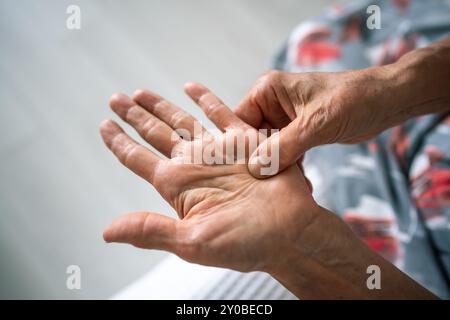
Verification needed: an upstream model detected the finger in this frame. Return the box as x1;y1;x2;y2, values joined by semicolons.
248;117;316;178
109;93;183;158
236;96;292;130
234;80;292;130
104;212;179;252
184;82;252;132
133;89;209;141
234;94;263;128
99;119;162;183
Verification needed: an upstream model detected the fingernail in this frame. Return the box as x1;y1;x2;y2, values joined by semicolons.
248;156;276;178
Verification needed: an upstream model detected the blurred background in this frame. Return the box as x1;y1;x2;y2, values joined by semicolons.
0;0;339;299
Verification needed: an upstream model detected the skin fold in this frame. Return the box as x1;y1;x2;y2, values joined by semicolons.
100;37;450;299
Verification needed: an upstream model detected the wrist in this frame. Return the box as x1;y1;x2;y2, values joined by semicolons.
266;206;368;299
378;42;450;123
266;205;437;299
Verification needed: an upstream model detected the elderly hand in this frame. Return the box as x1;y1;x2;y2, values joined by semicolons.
235;36;450;177
100;83;436;299
99;83;318;273
235;68;400;177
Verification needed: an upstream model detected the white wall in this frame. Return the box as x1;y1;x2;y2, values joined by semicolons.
0;0;337;299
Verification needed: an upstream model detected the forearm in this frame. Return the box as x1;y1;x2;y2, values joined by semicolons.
379;36;450;125
268;206;437;299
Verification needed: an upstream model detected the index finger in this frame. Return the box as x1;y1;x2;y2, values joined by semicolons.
184;82;253;132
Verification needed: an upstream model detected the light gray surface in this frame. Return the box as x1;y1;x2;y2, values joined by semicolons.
113;255;297;300
0;0;336;299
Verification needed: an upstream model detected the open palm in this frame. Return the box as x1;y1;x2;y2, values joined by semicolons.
100;83;317;272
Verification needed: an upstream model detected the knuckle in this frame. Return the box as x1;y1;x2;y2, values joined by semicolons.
197;91;211;105
121;143;140;167
143;119;164;140
248;70;284;107
205;102;225;117
171;111;191;128
140;115;155;131
259;70;282;86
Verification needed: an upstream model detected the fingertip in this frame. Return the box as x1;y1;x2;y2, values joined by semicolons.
103;225;114;243
99;118;119;131
109;93;128;108
184;81;202;90
103;215;127;243
99;119;121;146
183;81;196;90
184;82;208;101
132;88;162;107
247;157;276;179
132;89;147;101
248;137;281;178
247;160;262;178
99;118;114;134
109;93;133;118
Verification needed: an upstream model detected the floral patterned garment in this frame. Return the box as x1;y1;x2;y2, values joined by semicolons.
275;0;450;298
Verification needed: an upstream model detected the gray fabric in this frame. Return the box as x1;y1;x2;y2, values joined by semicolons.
277;0;450;298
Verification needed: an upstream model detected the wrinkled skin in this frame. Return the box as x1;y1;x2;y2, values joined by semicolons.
235;69;396;177
100;83;320;273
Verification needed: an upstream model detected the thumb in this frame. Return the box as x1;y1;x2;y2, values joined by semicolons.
103;211;178;252
234;97;263;128
248;118;314;178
